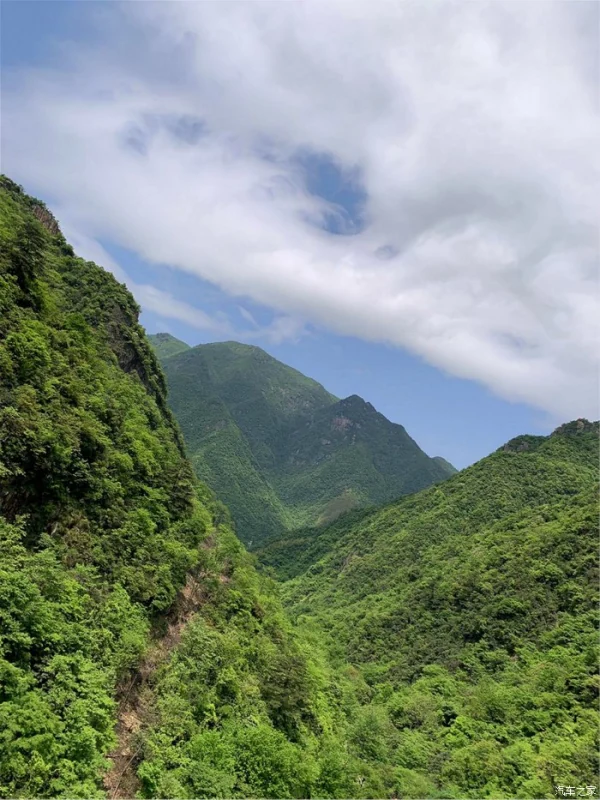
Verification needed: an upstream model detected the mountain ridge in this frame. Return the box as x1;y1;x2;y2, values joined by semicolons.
271;418;600;798
150;335;455;545
259;418;600;578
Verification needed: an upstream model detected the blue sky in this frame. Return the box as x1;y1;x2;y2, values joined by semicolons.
2;1;597;469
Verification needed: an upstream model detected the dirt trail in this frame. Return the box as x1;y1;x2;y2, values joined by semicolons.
103;573;208;799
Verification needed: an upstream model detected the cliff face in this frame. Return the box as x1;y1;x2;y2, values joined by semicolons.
0;177;190;536
31;202;61;235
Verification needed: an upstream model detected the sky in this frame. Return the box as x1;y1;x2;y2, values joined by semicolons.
1;1;598;468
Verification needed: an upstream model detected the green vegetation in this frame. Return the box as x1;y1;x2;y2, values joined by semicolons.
432;456;458;475
270;421;600;798
151;341;454;546
148;333;190;360
1;174;597;800
0;175;207;796
133;521;402;800
0;177;376;798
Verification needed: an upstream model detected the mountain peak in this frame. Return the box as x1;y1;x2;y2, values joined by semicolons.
338;393;373;410
500;419;599;454
551;418;599;437
148;332;190;359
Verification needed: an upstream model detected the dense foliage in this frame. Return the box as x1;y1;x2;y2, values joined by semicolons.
0;178;373;798
0;176;206;795
271;423;600;798
150;336;454;546
1;177;597;800
133;523;402;800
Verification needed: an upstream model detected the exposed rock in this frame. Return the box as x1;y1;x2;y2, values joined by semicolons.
331;416;353;431
552;418;599;437
31;203;61;235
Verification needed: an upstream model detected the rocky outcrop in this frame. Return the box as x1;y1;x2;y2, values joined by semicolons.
552;418;599;437
501;434;545;453
31;203;61;235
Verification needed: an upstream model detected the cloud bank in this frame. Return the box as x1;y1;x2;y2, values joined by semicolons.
2;0;598;418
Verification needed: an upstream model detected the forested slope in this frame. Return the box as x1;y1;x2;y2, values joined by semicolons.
152;339;455;546
272;421;600;797
0;177;379;799
0;175;207;796
148;339;297;547
2;175;597;800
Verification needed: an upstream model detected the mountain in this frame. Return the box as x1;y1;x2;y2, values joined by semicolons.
148;332;190;359
1;176;597;800
432;455;458;475
151;339;455;545
272;394;455;526
0;176;386;799
268;420;600;797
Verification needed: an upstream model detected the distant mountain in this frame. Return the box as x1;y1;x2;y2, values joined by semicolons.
432;455;458;475
261;418;600;578
273;393;455;527
150;338;455;545
148;332;190;359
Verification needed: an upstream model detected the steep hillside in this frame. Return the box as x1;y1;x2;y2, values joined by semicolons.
150;342;298;546
261;420;599;579
0;177;381;799
153;340;454;545
5;175;595;800
159;340;338;467
272;394;453;527
273;421;600;797
0;176;206;796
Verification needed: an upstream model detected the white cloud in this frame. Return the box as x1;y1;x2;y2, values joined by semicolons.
236;306;307;344
2;0;598;419
60;222;307;344
245;315;308;346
